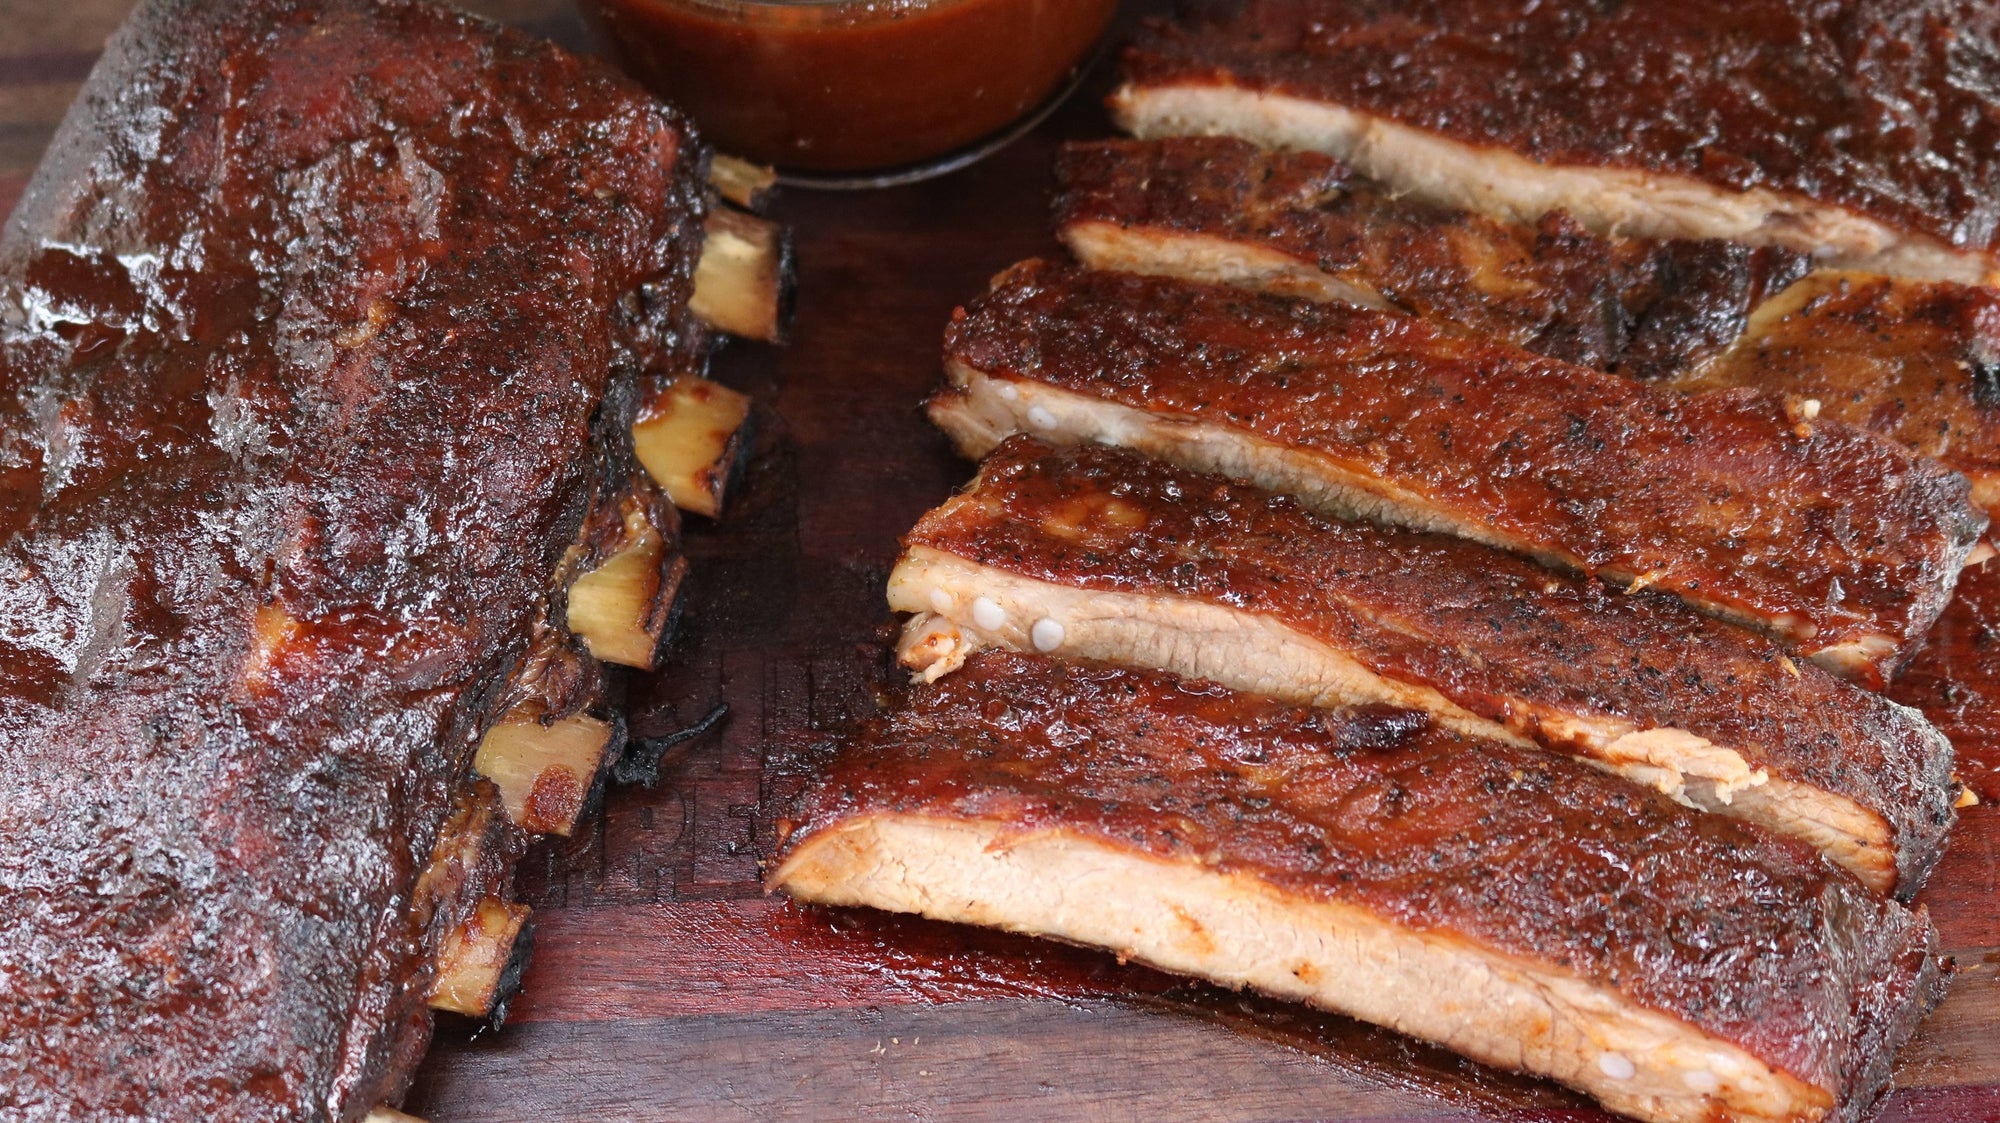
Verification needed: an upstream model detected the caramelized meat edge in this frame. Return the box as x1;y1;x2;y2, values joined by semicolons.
1112;0;2000;283
1054;136;1811;379
1054;137;2000;522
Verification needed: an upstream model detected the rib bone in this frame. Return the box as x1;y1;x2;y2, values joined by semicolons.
425;896;533;1019
708;153;777;211
472;707;621;836
691;206;794;344
632;376;753;518
566;497;683;670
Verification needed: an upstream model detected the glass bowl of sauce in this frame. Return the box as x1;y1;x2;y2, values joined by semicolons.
581;0;1120;185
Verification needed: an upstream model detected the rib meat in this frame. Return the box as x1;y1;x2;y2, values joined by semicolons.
771;651;1944;1123
1112;0;2000;284
1055;138;2000;521
1668;271;2000;519
1055;136;1809;379
935;261;1987;686
0;0;706;1117
890;438;1956;896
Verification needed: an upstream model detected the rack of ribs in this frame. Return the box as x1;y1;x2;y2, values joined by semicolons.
933;260;1987;686
770;650;1945;1123
0;0;784;1117
1111;0;2000;285
1055;136;2000;523
889;438;1958;897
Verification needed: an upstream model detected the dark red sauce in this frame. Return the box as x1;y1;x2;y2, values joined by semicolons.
583;0;1117;174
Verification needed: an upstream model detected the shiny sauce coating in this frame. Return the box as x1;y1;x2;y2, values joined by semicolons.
0;0;701;1114
1053;135;1810;378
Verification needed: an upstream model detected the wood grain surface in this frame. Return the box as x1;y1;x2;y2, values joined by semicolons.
5;2;1998;1120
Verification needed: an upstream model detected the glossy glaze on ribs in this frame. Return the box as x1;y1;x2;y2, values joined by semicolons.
1055;136;1809;378
1114;0;2000;283
0;0;702;1117
772;651;1943;1123
891;438;1956;895
936;261;1986;685
1671;271;2000;519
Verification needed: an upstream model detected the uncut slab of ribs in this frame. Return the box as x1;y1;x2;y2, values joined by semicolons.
0;0;781;1118
772;2;2000;1121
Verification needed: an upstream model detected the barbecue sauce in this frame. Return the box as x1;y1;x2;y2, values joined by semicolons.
583;0;1117;174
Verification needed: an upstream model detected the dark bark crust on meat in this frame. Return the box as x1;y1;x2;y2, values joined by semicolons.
776;651;1945;1122
1671;271;2000;519
1121;0;2000;263
0;0;704;1117
939;261;1987;685
1055;137;2000;526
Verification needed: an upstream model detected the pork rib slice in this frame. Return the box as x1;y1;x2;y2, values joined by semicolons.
1668;271;2000;520
1055;137;2000;523
771;651;1944;1123
1055;135;1809;379
0;0;709;1116
890;438;1957;896
935;261;1987;686
1110;0;2000;285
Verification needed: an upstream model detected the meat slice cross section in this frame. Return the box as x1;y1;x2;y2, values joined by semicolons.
890;438;1958;896
1111;0;2000;284
1054;137;2000;523
771;651;1945;1123
935;262;1987;686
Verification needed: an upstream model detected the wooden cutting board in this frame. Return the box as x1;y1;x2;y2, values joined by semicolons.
5;2;1998;1119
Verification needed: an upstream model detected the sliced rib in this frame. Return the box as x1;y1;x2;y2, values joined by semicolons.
935;261;1987;686
1055;136;1808;378
890;438;1956;896
1055;140;2000;524
1111;0;2000;285
772;651;1944;1123
1668;271;2000;519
